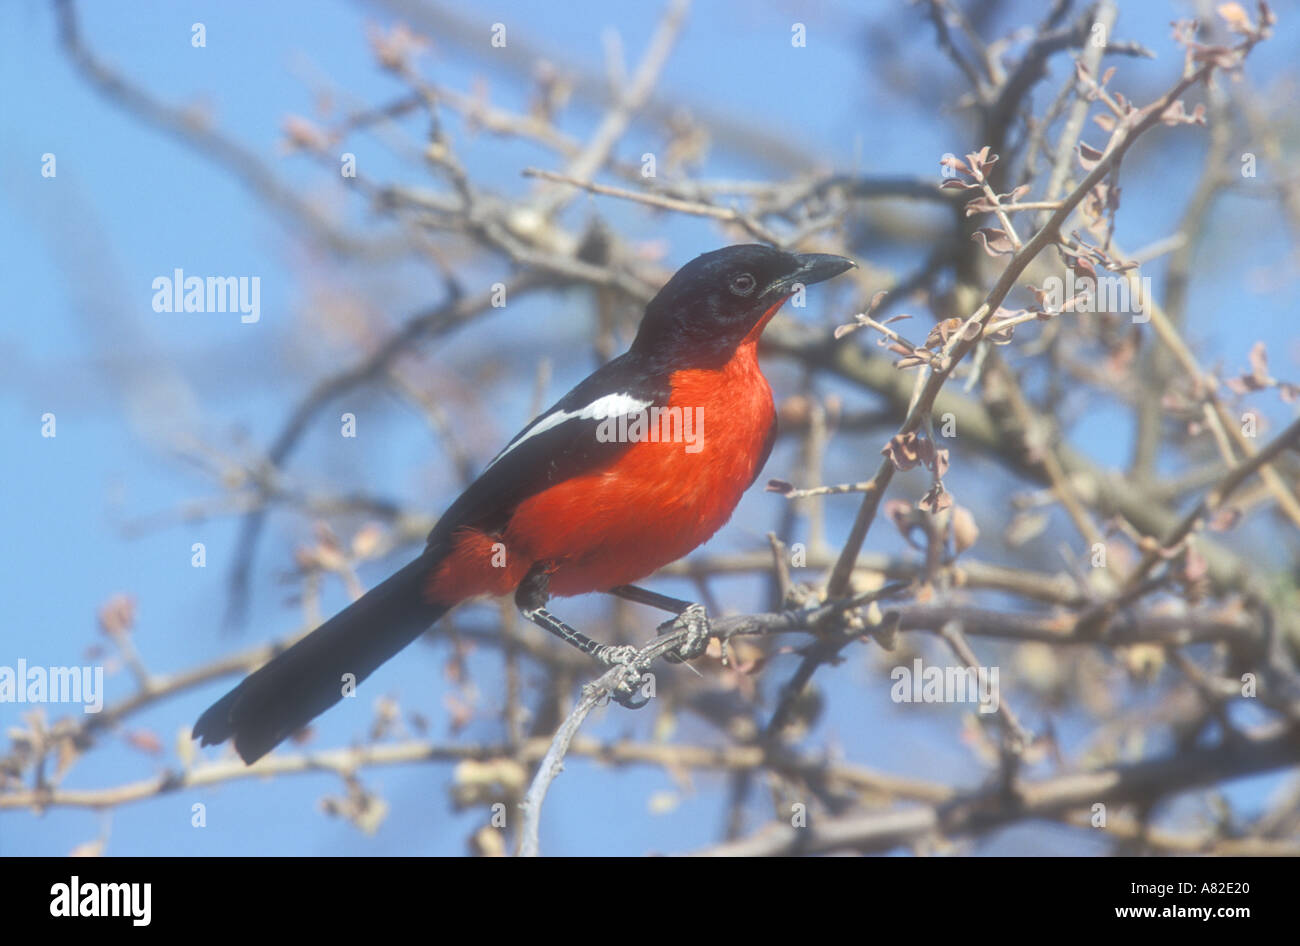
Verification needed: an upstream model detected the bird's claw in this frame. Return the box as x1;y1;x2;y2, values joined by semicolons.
659;604;711;664
590;603;711;709
597;652;650;709
596;644;640;667
611;684;651;710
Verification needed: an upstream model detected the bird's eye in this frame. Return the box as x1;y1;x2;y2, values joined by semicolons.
729;273;756;296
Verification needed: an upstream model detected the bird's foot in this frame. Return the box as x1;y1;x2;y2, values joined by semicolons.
595;643;640;667
659;604;711;664
591;644;649;707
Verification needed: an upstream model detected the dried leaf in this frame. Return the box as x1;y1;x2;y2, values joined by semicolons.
282;115;330;152
370;22;428;71
1068;254;1097;280
1161;100;1207;126
1227;341;1274;392
914;437;936;470
965;146;998;176
97;594;136;637
1076;141;1104;171
882;432;923;471
972;227;1015;256
1025;284;1052;311
1216;2;1253;34
918;482;952;514
866;290;889;314
925;318;964;348
987;316;1017;345
940;154;969;176
951;506;979;554
125;729;163;755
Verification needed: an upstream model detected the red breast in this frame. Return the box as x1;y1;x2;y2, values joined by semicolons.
424;324;779;603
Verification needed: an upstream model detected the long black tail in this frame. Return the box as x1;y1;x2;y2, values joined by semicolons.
193;557;449;764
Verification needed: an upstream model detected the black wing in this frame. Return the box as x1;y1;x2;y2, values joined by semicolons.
426;351;669;555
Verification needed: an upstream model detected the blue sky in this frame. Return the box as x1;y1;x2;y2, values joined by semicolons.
3;0;1297;855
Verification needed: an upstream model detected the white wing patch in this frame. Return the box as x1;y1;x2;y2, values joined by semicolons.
483;392;653;471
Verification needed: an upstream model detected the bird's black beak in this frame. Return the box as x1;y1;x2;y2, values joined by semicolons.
763;253;856;298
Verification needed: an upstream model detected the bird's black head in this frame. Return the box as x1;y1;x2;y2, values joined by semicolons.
632;244;855;368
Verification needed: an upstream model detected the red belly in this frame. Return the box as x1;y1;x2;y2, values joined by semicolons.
425;341;775;603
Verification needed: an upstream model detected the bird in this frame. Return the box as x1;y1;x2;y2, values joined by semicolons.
193;244;855;763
